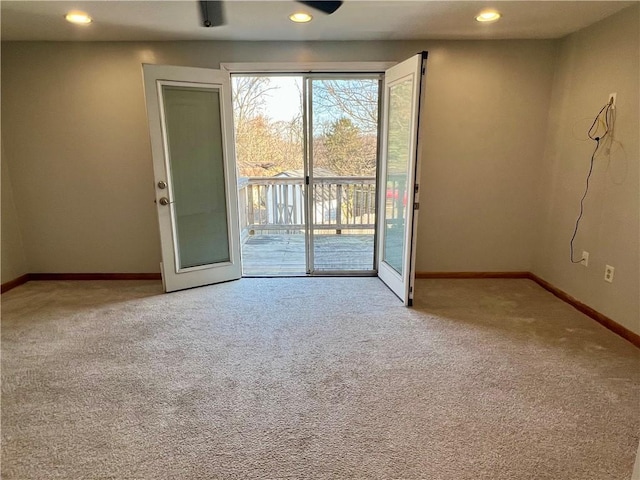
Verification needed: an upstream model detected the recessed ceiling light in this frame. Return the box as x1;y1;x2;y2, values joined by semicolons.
289;12;313;23
475;10;501;23
65;11;92;25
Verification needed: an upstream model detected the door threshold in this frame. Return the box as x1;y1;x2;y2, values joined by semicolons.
242;272;377;278
242;274;308;278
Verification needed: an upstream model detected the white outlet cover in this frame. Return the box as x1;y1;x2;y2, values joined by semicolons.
581;251;589;267
604;265;614;283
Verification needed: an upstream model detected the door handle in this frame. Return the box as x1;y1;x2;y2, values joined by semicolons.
158;197;171;206
157;180;167;189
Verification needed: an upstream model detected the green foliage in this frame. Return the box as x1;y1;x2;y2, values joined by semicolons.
316;117;377;176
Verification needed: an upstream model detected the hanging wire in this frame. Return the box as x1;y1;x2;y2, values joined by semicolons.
569;100;614;263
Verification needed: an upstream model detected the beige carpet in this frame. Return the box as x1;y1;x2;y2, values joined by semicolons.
2;278;639;479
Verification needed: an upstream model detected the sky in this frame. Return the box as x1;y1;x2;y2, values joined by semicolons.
234;75;379;130
261;76;303;122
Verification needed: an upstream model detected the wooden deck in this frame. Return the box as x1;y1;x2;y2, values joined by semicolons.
241;233;375;275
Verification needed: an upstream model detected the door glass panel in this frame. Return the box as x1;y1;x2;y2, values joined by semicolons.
231;75;306;275
310;77;379;272
382;77;413;275
163;85;230;269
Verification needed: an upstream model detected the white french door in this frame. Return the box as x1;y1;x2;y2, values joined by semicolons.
377;53;427;306
141;58;425;295
143;65;241;292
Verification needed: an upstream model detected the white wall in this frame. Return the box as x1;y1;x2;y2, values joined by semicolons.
1;142;29;283
534;5;639;334
0;39;557;277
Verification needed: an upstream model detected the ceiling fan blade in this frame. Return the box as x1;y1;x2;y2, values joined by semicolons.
296;1;343;15
199;1;225;27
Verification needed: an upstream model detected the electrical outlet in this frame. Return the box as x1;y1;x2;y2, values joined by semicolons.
604;265;615;283
608;92;617;109
581;251;589;267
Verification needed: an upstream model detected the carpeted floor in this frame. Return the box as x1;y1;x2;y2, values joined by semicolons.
1;278;639;479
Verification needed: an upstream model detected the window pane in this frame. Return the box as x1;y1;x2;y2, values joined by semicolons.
311;78;379;272
383;77;413;275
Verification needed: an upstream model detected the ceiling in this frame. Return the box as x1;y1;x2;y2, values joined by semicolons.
1;1;635;42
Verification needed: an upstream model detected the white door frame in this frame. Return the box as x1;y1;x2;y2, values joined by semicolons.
221;62;395;74
226;63;391;276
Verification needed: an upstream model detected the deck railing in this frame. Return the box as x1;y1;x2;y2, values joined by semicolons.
238;176;376;235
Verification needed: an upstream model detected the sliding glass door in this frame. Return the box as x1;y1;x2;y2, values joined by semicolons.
308;77;380;273
232;73;381;276
232;75;307;275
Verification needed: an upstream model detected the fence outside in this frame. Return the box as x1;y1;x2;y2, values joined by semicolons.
238;176;377;236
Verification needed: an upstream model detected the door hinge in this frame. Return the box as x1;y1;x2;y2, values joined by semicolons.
414;183;419;193
413;202;419;210
305;176;310;185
